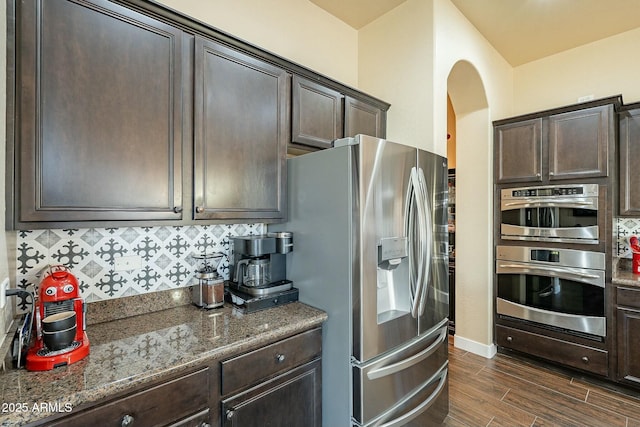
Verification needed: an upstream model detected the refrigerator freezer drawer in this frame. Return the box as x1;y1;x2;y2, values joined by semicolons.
354;365;448;427
352;322;449;425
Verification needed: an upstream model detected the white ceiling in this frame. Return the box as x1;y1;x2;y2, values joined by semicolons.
310;0;640;66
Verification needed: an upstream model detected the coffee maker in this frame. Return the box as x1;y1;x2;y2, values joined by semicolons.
227;233;298;312
25;265;90;371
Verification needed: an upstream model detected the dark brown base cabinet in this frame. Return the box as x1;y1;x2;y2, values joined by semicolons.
39;368;211;427
220;328;322;427
30;327;322;427
617;287;640;385
7;0;388;229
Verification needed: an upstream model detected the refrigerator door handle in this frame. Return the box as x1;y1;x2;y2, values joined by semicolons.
371;366;449;427
366;322;448;380
410;167;428;318
405;168;418;311
416;167;432;316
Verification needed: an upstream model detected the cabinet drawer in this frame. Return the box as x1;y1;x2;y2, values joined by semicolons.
496;325;608;376
617;287;640;309
47;368;209;427
221;327;322;396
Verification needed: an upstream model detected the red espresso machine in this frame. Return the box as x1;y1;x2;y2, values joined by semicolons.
25;265;90;371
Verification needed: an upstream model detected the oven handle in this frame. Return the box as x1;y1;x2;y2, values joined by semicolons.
497;262;604;287
501;199;595;209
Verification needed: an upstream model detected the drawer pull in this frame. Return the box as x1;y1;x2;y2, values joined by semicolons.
582;356;589;364
121;414;135;427
226;410;235;420
200;423;211;427
506;336;513;342
276;354;286;363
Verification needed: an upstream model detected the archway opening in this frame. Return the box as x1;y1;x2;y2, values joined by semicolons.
446;60;496;357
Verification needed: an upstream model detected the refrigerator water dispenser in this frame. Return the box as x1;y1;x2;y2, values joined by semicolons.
377;237;410;324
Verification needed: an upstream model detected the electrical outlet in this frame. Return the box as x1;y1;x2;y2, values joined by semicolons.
114;255;142;272
0;278;9;309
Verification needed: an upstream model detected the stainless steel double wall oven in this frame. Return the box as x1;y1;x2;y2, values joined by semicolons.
496;183;608;339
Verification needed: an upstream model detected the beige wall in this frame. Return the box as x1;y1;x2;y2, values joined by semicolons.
358;0;435;152
156;0;359;87
358;0;514;355
514;27;640;114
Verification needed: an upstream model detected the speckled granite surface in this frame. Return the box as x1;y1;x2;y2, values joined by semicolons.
0;301;326;426
614;258;640;288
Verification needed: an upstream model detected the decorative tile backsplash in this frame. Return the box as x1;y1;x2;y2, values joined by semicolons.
616;217;640;258
15;224;264;311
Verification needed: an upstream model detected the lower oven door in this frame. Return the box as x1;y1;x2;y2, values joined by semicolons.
496;260;605;337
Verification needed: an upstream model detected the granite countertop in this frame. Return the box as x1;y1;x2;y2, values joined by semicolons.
613;258;640;288
0;301;327;426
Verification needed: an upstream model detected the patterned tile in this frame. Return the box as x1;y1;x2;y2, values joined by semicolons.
15;223;265;309
616;217;640;258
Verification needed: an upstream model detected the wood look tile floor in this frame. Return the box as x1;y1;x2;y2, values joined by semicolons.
444;337;640;427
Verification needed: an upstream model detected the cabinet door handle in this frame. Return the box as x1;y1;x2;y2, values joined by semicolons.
121;414;135;427
173;206;183;213
275;353;286;363
196;206;205;213
226;409;235;420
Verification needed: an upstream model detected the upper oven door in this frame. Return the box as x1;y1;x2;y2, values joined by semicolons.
500;184;599;244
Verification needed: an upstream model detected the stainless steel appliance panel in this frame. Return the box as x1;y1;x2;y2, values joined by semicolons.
356;136;419;362
500;184;599;244
417;149;450;335
496;245;606;337
352;320;448;426
270;134;449;426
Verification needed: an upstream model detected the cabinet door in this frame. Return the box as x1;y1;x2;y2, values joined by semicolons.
194;38;289;220
222;359;321;427
17;0;184;224
617;307;640;384
619;108;640;216
548;105;611;180
345;96;385;138
291;75;343;150
494;118;543;183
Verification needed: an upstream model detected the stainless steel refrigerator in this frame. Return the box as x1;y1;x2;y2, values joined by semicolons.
271;134;449;426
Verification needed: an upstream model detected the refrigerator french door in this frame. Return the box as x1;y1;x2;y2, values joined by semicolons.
270;134;449;426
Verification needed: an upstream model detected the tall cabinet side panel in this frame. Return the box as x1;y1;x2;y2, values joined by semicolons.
271;147;354;427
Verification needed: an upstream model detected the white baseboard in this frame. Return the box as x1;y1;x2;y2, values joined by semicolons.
453;334;497;359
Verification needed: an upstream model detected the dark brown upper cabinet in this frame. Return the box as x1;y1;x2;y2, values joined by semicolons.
193;38;289;221
8;0;389;229
548;105;611;181
291;75;344;151
495;118;543;183
345;96;386;139
619;104;640;216
494;99;617;184
14;0;185;226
